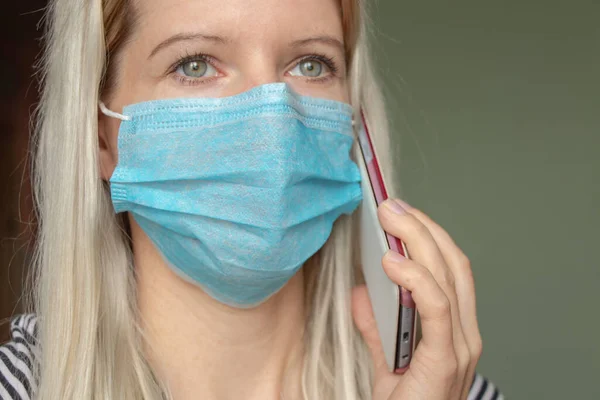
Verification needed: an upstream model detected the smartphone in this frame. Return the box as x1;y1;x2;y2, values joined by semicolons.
356;111;417;371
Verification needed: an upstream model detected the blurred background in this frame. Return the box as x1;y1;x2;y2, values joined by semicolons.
1;0;598;398
0;1;43;336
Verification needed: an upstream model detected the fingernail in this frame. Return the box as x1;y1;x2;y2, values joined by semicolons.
386;250;406;263
384;199;406;215
395;198;411;209
400;288;416;309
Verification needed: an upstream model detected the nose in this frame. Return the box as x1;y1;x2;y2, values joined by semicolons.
225;52;283;96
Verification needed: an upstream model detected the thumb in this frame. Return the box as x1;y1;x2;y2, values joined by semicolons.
352;284;389;376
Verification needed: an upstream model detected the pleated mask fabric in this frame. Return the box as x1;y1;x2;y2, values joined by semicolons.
102;83;362;307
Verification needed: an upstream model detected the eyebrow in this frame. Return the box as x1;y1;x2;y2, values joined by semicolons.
148;33;229;59
290;36;345;53
148;33;345;60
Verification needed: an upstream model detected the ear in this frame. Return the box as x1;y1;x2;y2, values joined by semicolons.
98;108;119;181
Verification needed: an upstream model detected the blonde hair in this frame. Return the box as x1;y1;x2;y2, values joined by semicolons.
29;0;394;398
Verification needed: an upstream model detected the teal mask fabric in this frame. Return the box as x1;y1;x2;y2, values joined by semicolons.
102;83;362;307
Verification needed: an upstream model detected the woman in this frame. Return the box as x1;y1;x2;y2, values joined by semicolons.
0;0;503;399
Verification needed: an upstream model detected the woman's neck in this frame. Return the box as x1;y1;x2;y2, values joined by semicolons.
132;224;306;400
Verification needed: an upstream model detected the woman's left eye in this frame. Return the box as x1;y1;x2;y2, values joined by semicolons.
175;58;218;79
289;59;330;78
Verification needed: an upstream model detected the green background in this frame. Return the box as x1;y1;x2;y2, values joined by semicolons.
373;1;599;398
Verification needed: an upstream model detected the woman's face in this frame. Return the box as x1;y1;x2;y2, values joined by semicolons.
99;0;349;178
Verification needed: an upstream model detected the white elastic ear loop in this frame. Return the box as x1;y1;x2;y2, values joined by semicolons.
99;101;131;121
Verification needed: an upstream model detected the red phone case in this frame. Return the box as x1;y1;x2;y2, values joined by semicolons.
358;110;415;310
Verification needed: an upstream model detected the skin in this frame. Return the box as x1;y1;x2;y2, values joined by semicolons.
98;0;482;399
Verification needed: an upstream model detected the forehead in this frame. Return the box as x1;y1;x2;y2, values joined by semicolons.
135;0;344;43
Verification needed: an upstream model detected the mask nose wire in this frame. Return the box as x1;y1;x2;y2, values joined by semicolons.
99;101;131;121
99;101;354;125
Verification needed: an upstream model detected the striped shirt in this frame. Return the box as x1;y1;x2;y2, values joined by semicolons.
0;314;503;399
0;315;39;400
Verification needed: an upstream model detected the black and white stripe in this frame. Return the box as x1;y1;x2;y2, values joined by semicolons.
0;313;503;399
469;372;504;400
0;314;38;400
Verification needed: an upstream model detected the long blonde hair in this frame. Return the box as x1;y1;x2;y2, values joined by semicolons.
29;0;393;398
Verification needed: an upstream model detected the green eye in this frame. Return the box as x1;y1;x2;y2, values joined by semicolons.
289;59;330;78
299;60;322;77
181;60;208;78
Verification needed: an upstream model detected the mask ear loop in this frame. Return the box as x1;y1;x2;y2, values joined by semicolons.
352;109;359;129
99;101;131;121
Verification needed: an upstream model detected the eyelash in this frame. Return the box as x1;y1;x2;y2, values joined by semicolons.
168;52;220;86
168;52;340;86
296;54;339;82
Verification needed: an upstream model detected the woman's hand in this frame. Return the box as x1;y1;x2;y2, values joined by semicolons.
352;199;483;400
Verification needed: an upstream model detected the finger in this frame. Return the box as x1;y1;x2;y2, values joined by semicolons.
381;251;454;358
399;203;483;397
378;199;456;298
396;202;480;341
379;200;470;393
351;285;389;376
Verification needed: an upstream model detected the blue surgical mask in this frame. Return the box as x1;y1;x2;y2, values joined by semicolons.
100;83;362;308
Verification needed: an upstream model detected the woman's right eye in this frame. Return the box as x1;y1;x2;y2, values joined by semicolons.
175;59;218;79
